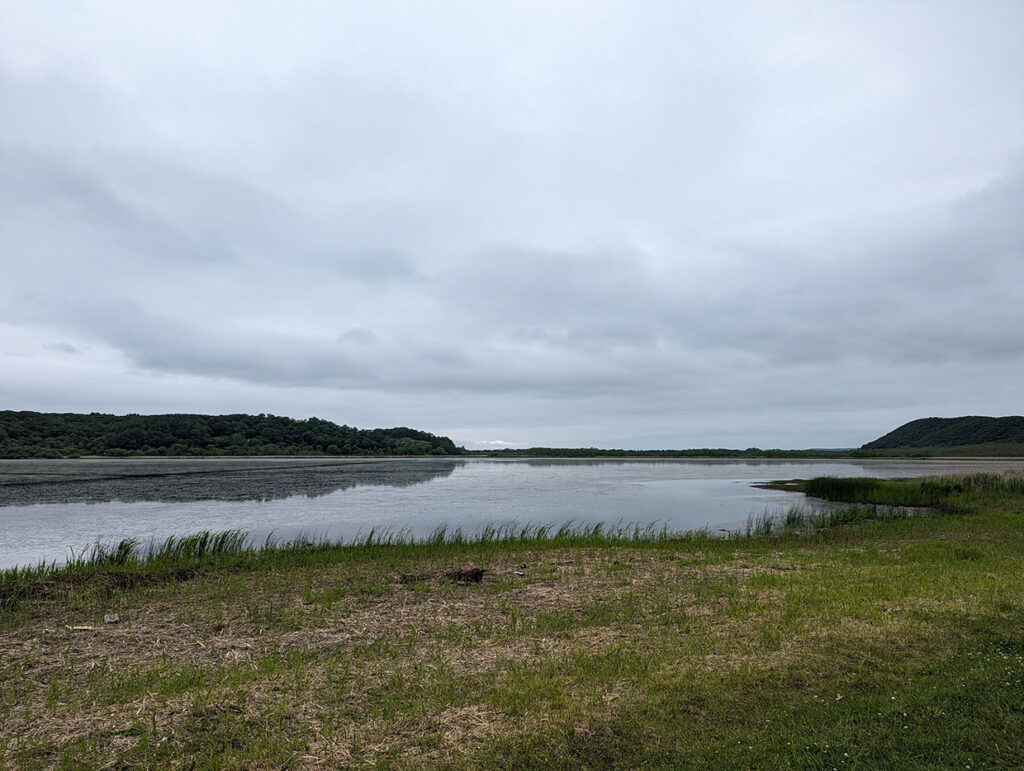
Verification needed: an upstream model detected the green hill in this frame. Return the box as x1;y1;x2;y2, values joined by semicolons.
862;416;1024;450
0;411;464;458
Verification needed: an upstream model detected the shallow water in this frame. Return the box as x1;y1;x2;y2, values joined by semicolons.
2;456;1023;569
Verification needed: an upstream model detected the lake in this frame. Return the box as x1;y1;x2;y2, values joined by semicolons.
3;456;1024;569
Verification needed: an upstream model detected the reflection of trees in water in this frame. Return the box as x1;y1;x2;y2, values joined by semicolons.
0;461;461;506
517;458;820;468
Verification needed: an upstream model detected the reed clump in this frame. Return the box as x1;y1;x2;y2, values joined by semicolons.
741;502;910;537
804;471;1024;506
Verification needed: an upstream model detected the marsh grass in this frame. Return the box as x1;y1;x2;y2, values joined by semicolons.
2;473;1023;768
0;521;699;619
741;503;910;537
804;471;1024;506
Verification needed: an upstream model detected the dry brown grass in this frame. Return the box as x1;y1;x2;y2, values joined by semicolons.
0;547;742;765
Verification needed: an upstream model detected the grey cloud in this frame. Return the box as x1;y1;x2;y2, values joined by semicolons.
43;342;80;355
511;325;660;352
330;250;421;285
70;302;371;388
336;327;377;345
0;143;293;271
2;2;1023;448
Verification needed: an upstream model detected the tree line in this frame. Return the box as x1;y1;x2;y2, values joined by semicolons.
0;411;464;458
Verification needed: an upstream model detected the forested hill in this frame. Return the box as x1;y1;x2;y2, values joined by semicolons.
862;416;1024;449
0;411;464;458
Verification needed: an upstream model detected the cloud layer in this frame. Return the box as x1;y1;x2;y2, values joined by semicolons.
2;1;1023;449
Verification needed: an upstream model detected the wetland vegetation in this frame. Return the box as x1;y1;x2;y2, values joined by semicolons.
1;474;1022;767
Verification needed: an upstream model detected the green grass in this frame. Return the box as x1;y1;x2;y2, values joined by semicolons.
0;522;695;618
804;471;1024;506
2;474;1023;768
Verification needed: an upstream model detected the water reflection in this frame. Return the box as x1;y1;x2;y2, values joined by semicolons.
0;459;460;506
517;458;824;468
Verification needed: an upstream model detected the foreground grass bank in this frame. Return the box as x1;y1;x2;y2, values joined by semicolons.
1;476;1023;768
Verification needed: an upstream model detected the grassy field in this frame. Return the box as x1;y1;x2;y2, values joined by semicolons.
1;476;1022;768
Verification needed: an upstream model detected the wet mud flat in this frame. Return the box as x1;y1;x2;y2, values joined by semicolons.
0;458;460;506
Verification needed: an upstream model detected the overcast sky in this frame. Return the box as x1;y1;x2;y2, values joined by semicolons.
2;2;1023;450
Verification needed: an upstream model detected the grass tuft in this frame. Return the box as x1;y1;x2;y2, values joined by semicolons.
740;503;910;537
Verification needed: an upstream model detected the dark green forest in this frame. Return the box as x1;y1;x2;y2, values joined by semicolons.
862;416;1024;449
0;411;464;458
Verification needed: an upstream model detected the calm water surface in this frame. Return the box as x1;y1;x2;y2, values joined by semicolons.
2;457;1023;569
